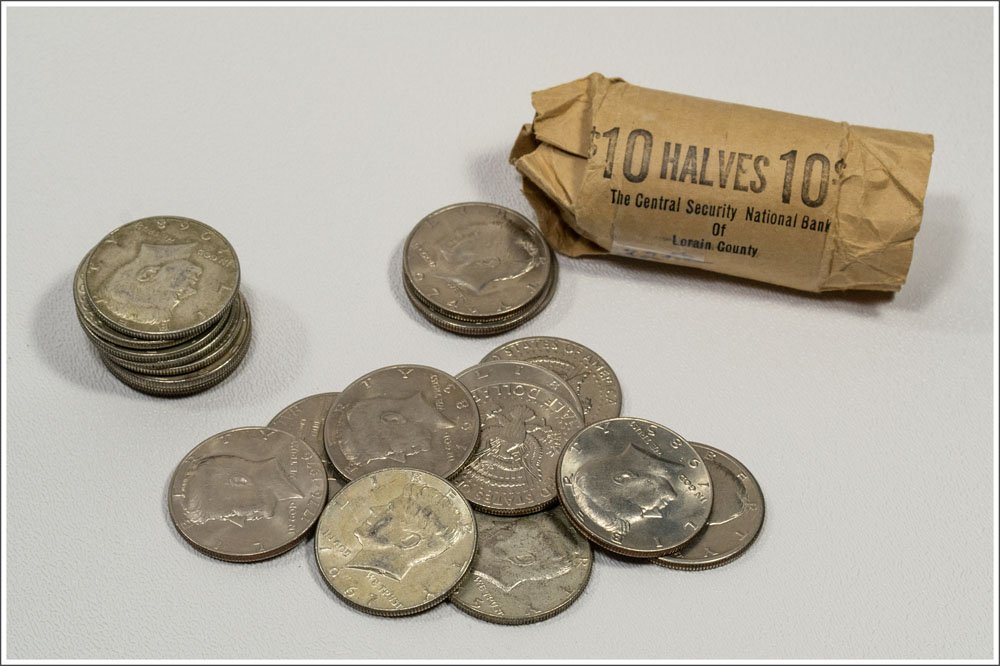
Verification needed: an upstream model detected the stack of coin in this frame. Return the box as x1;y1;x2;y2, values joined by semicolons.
166;336;765;625
73;216;251;397
402;203;558;336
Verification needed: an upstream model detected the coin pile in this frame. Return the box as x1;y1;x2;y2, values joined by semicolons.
73;216;251;397
402;203;558;336
167;336;764;624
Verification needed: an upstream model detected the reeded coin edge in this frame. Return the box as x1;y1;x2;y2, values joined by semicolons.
652;514;764;572
403;254;557;337
100;300;251;396
468;495;558;518
105;295;246;375
403;268;551;324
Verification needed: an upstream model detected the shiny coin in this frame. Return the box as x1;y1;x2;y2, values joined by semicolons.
450;508;592;624
456;360;583;419
451;370;584;516
267;392;346;500
324;365;480;481
315;468;476;617
483;336;622;425
84;216;240;340
403;255;557;337
655;443;764;570
168;427;327;562
403;202;552;319
557;418;712;558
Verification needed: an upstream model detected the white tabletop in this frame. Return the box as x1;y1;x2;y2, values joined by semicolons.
4;5;995;660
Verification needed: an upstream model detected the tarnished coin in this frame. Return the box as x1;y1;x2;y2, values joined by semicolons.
100;296;252;396
403;202;552;319
74;250;200;351
655;443;764;570
557;418;712;558
483;336;622;425
103;294;245;376
450;509;592;624
315;468;476;617
456;360;583;419
452;371;584;516
85;216;240;340
168;427;327;562
403;256;557;336
84;293;238;365
267;393;346;500
324;365;480;481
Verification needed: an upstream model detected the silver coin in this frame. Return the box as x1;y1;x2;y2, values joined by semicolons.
267;392;346;500
403;254;557;337
84;294;238;365
655;443;764;570
451;372;584;516
99;300;252;396
102;294;246;376
74;250;200;352
456;360;583;419
324;365;480;482
315;468;476;617
85;216;240;340
483;336;622;425
403;257;553;325
557;418;713;558
450;508;592;624
403;202;552;319
168;427;327;562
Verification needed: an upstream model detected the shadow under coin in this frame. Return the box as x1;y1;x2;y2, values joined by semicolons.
32;269;131;395
224;284;309;407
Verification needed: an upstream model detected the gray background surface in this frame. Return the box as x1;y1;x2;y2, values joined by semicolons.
4;6;995;660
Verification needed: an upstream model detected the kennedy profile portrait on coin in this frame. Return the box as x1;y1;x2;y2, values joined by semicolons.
432;220;546;296
341;392;457;468
92;242;203;327
168;427;326;562
558;418;712;557
570;439;679;540
343;483;464;581
178;453;304;527
315;468;476;616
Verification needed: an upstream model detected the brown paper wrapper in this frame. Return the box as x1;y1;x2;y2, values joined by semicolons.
511;73;934;292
